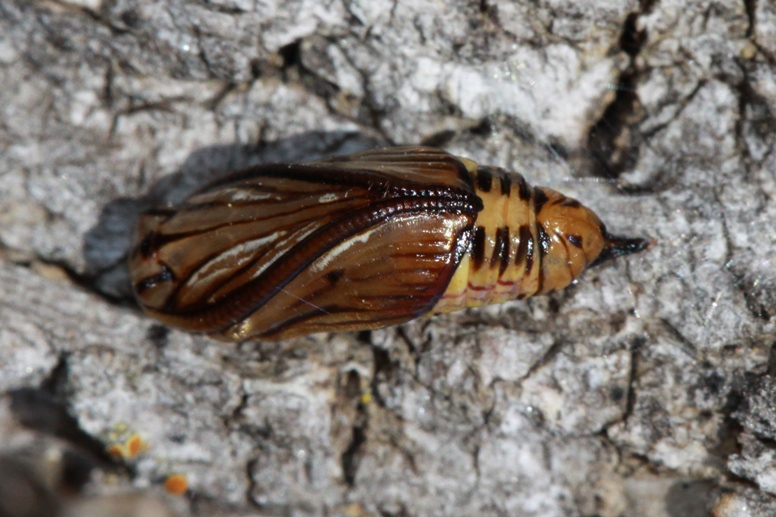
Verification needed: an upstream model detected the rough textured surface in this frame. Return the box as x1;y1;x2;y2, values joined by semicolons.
1;0;775;516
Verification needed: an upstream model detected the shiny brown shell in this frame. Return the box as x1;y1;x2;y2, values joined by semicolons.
129;146;648;341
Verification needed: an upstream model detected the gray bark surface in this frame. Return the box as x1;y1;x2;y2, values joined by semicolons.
1;0;775;516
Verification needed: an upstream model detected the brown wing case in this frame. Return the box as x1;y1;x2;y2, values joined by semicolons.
129;147;482;341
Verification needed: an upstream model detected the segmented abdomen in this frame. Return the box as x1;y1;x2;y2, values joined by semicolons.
432;165;607;313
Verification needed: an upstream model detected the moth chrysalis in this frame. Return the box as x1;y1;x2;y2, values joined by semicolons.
130;146;648;341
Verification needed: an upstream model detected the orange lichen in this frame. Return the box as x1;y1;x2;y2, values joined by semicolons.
164;474;188;495
107;433;148;459
107;444;126;458
125;434;147;457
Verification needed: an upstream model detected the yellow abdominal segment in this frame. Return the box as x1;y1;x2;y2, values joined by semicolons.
431;165;540;313
431;161;609;314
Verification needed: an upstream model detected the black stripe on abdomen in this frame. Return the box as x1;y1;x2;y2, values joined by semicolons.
491;226;510;276
471;226;487;270
476;168;493;192
515;225;531;269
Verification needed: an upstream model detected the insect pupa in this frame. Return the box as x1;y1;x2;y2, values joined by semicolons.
129;146;648;341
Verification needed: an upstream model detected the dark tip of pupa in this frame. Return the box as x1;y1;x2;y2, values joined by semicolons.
591;233;652;267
